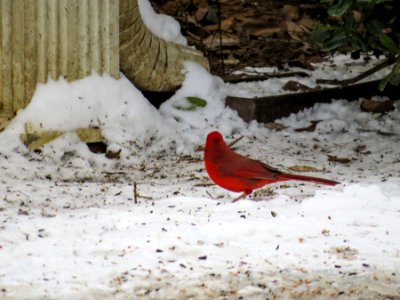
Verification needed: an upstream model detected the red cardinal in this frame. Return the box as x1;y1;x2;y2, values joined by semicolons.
204;131;339;201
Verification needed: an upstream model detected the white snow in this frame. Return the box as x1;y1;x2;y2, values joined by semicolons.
1;5;400;300
138;0;188;46
227;54;391;98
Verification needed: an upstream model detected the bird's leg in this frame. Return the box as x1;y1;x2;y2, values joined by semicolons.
232;190;252;202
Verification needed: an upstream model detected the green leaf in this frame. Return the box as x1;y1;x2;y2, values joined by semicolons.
376;0;393;4
366;19;384;36
379;34;398;53
351;33;368;51
322;31;347;52
173;96;207;111
394;58;400;75
328;0;353;17
389;60;400;85
312;26;334;43
186;96;207;107
379;58;400;90
390;74;400;86
379;72;392;91
206;6;219;23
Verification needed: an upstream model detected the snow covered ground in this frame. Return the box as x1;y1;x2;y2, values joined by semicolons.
1;58;399;299
1;1;400;299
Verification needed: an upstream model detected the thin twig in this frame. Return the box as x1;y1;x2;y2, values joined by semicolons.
227;135;244;148
216;0;225;75
222;71;309;83
316;57;395;86
206;190;214;199
133;182;138;204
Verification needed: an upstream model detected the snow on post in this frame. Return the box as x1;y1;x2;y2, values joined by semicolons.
119;0;209;91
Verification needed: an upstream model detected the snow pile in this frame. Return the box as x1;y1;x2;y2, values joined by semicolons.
0;62;246;170
138;0;188;46
2;74;165;145
160;62;247;141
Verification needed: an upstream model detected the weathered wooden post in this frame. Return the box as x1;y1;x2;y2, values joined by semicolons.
0;0;120;129
0;0;208;133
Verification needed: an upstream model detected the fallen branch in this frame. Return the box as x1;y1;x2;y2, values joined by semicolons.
226;79;400;122
316;57;395;87
222;71;309;83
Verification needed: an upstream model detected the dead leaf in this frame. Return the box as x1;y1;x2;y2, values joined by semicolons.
286;20;311;41
328;155;352;164
264;122;287;131
252;27;282;37
287;165;321;172
282;4;299;21
195;6;209;22
106;149;121;159
321;229;330;236
353;10;362;23
298;16;316;30
282;80;315;92
294;120;321;132
354;144;366;153
87;142;107;154
224;53;240;65
330;246;359;260
154;0;332;78
203;17;235;31
202;33;240;50
354;144;371;155
360;99;395;114
286;21;303;33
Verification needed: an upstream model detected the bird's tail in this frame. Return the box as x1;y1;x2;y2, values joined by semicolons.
279;173;339;186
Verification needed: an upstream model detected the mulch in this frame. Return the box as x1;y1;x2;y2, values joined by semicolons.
152;0;330;76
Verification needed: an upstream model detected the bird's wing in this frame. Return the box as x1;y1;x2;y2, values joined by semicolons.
233;159;281;180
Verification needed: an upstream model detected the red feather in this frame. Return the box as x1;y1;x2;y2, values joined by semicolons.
204;131;339;201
